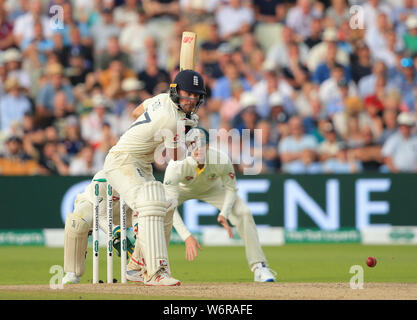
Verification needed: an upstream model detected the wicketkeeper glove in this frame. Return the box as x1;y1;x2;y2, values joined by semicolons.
112;226;135;258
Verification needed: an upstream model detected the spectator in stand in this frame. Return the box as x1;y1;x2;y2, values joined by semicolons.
61;116;86;159
313;40;350;84
324;78;351;117
304;17;323;49
322;142;363;173
36;63;74;125
38;140;69;175
220;81;245;125
80;94;119;148
62;26;94;71
253;119;280;173
373;29;402;70
116;77;147;119
67;52;89;86
98;59;136;99
252;65;295;119
286;0;323;40
113;0;141;27
253;0;286;23
179;0;220;25
378;108;398;144
307;27;349;73
137;53;170;96
3;48;31;92
358;60;387;98
90;6;121;55
317;121;340;162
119;8;150;72
21;20;54;65
351;126;384;171
282;41;310;90
232;91;260;137
391;0;417;37
0;136;40;175
362;0;392;31
95;36;131;71
13;0;53;48
324;0;350;28
69;143;100;175
350;41;373;84
47;90;74;139
0;77;32;136
319;66;357;108
365;12;393;58
388;57;417;111
265;25;309;70
53;1;90;47
210;62;251;128
0;2;14;50
278;115;319;173
403;15;417;54
215;0;255;42
381;112;417;172
267;92;289;131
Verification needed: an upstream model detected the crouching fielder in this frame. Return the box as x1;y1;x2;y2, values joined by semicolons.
163;128;276;282
62;170;135;284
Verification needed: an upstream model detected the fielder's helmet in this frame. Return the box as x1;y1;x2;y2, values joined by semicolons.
170;70;206;113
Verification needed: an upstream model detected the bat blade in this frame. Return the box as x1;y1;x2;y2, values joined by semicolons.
180;31;197;71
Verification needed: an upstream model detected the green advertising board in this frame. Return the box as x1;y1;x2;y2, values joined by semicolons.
0;174;416;230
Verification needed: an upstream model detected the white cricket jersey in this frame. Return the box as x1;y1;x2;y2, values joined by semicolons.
164;147;238;199
107;93;185;166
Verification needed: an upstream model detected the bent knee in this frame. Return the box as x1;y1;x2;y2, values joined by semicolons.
65;213;90;234
136;181;167;218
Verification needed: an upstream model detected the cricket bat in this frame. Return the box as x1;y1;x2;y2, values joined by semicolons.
180;31;197;71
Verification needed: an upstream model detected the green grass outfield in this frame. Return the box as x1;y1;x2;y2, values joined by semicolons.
0;244;415;299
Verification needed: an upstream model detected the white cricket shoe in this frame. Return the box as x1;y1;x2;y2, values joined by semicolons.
62;272;81;284
253;262;276;282
126;270;144;283
144;268;181;286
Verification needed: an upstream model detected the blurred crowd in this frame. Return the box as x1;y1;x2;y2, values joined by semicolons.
0;0;417;176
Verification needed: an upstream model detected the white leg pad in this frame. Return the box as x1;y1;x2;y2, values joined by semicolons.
135;181;169;280
64;213;90;277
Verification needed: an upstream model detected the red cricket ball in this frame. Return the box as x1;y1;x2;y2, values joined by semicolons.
366;256;377;267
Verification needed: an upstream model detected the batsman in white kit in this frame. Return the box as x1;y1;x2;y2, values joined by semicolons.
103;70;205;286
164;127;276;282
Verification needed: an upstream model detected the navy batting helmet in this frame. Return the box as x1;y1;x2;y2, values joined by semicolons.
169;70;206;113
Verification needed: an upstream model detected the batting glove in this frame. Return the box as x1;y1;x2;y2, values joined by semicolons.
183;113;199;128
